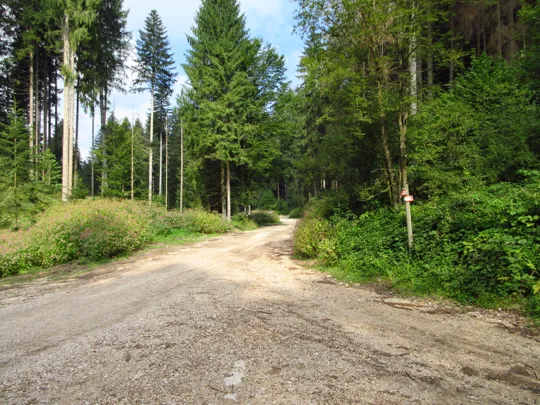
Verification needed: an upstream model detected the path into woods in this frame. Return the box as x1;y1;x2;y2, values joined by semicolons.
0;218;539;404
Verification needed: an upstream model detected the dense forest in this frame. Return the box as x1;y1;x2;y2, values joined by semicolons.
0;0;539;316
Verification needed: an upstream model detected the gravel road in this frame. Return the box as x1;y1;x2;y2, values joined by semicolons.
0;218;539;404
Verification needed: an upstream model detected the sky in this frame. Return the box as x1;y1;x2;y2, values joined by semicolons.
76;0;305;159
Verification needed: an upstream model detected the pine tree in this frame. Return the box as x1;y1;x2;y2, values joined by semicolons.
133;10;176;204
183;0;257;219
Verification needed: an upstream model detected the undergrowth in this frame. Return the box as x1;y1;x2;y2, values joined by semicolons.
0;200;235;277
249;210;281;225
293;176;540;319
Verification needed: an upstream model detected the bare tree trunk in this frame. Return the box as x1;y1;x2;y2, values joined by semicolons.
221;162;226;219
91;106;95;197
226;161;231;221
378;81;397;206
180;120;184;212
48;59;52;149
148;92;154;203
450;19;455;84
410;40;418;116
131;113;134;200
54;57;58;144
159;131;163;196
277;180;280;200
73;78;80;189
29;51;34;155
61;14;71;202
100;89;108;192
68;48;75;196
497;0;502;58
43;58;48;152
35;46;39;168
165;117;169;208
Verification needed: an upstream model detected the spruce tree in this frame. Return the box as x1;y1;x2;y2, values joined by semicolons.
183;0;256;219
133;10;176;204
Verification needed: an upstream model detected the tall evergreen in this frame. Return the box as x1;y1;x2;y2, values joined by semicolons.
133;10;176;203
183;0;257;219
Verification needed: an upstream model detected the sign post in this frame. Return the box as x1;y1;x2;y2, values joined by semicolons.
401;189;414;250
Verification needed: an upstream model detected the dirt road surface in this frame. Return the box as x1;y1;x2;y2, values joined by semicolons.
0;218;539;404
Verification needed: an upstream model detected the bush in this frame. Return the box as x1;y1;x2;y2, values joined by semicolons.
294;176;540;315
288;207;304;218
293;216;336;259
232;213;258;230
0;200;232;277
249;210;281;225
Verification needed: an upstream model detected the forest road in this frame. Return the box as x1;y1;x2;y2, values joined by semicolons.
0;218;539;405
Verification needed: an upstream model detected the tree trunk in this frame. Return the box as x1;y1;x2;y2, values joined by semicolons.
180;120;184;212
226;161;231;221
54;57;58;146
43;57;48;152
497;0;503;58
73;78;80;189
35;45;39;167
100;89;108;192
29;51;34;155
378;81;397;207
450;19;455;84
148;92;154;203
61;14;71;202
159;131;163;196
221;162;226;219
165;117;169;208
68;48;75;196
91;106;95;197
48;59;52;149
131;114;134;200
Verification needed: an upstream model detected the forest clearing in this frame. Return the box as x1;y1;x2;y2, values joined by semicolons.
1;0;540;402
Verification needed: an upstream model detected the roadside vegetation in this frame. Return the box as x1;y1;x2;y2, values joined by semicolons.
0;200;268;278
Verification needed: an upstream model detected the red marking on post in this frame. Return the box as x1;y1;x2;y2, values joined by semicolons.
404;195;414;203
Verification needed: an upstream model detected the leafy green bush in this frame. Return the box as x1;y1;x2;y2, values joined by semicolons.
231;213;258;230
249;210;281;225
0;201;232;277
288;207;304;218
293;216;336;259
294;176;540;315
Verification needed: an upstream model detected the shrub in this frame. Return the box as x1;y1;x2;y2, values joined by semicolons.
0;200;232;277
232;213;258;231
288;207;304;218
293;216;336;259
249;210;280;225
294;176;540;315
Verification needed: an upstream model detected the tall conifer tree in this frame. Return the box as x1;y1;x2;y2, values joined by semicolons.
133;10;176;203
183;0;256;219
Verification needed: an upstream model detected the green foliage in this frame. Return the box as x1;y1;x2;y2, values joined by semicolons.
410;56;538;197
0;107;59;230
288;207;304;218
231;213;258;231
0;201;233;277
295;175;540;315
249;210;280;225
293;215;335;259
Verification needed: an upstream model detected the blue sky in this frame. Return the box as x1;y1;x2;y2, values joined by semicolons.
77;0;304;158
